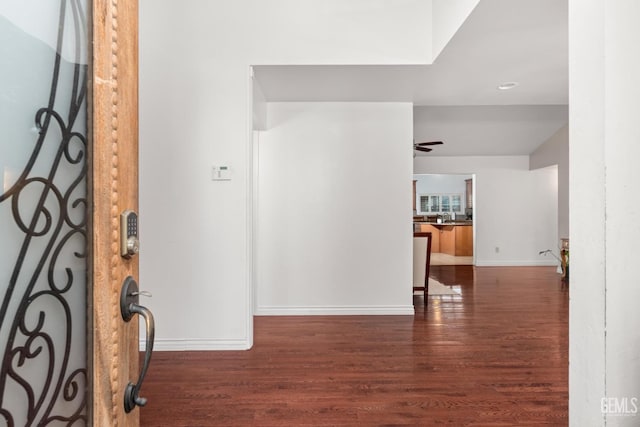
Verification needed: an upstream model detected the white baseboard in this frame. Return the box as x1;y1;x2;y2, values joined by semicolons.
141;338;252;351
254;305;415;316
475;260;559;267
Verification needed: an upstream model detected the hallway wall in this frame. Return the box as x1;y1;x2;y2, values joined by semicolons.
256;102;413;314
530;124;569;240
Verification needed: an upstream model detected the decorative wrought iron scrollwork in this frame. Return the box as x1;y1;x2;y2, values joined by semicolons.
0;0;89;425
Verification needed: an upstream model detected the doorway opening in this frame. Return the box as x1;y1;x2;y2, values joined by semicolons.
413;173;475;266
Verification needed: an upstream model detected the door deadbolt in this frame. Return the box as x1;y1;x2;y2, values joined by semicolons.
120;210;140;258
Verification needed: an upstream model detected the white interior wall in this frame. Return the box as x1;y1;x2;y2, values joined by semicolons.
252;75;267;131
414;156;558;266
569;1;640;424
530;124;568;240
139;0;433;350
603;1;640;421
256;102;413;315
528;165;559;261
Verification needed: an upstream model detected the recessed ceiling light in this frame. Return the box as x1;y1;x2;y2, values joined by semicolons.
497;81;519;90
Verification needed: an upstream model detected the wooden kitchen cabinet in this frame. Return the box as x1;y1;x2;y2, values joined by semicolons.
440;225;456;255
412;180;417;213
417;223;472;256
454;225;473;256
465;179;473;208
418;224;440;251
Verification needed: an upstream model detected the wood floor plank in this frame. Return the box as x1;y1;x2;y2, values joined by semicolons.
141;266;568;426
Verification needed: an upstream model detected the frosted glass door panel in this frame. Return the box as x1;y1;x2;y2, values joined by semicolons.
0;1;89;425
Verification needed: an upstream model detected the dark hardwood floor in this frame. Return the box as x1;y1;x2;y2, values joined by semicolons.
141;266;568;426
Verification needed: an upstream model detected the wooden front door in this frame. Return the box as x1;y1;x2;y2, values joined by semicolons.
92;0;142;425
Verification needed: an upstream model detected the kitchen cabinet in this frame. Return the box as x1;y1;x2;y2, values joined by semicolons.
454;225;473;256
440;225;456;254
418;224;440;250
465;179;473;208
417;223;472;256
412;180;417;213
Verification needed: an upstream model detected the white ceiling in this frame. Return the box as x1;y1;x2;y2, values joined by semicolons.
414;105;567;156
253;0;568;156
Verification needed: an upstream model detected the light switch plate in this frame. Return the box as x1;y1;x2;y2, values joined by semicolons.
212;165;231;181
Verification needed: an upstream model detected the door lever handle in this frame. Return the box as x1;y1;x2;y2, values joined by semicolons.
120;276;155;413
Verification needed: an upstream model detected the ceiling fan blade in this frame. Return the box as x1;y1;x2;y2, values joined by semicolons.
414;147;432;152
415;141;443;147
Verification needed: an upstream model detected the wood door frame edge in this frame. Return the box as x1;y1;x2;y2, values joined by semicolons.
91;0;139;425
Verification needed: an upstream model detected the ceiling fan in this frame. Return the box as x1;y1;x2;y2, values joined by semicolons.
413;140;444;155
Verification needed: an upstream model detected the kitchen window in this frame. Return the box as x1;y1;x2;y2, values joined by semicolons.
418;194;462;214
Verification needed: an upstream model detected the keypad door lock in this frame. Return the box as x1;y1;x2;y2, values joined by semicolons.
120;210;140;258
